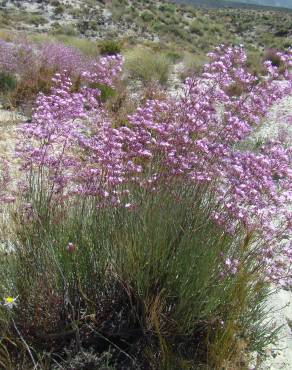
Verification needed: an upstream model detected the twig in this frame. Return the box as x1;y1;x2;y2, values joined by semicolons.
12;318;37;369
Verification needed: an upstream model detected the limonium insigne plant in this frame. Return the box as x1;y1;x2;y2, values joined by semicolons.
0;39;88;78
0;45;291;369
0;38;117;108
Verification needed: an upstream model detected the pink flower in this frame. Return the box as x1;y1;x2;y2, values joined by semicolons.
66;243;77;253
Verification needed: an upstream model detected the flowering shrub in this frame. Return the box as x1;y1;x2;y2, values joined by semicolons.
17;45;292;285
0;39;38;78
1;45;291;369
0;40;18;74
0;39;123;107
82;54;123;87
0;39;84;77
0;38;123;80
39;42;88;75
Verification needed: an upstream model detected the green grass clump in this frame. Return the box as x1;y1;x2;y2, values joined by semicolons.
90;83;117;102
180;52;208;80
53;35;99;57
24;13;47;27
0;180;279;369
99;39;122;56
166;50;183;63
0;72;17;93
246;49;263;75
125;47;171;85
50;23;78;37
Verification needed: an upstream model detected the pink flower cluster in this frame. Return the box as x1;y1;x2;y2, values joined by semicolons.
0;39;121;81
82;54;124;87
0;39;37;77
39;42;89;75
220;255;240;277
0;40;18;74
16;45;292;285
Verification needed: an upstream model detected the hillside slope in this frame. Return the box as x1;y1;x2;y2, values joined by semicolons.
171;0;292;9
0;0;291;54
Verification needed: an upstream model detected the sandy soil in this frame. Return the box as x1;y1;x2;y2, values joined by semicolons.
256;96;292;370
0;109;24;161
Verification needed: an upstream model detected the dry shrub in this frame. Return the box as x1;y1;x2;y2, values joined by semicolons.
7;68;55;111
225;81;247;97
263;48;282;68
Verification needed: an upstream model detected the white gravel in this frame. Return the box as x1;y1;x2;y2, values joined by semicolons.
251;95;292;370
0;109;23;160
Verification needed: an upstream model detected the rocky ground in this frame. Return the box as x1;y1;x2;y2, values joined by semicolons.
0;108;22;160
263;288;292;369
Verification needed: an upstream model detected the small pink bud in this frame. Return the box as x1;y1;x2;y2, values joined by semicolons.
66;242;76;253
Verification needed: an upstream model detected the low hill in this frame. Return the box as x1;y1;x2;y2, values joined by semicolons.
0;0;291;72
171;0;292;10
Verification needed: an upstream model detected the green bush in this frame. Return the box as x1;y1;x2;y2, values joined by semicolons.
274;28;289;37
99;39;122;56
26;13;47;26
51;24;78;36
140;10;154;22
0;72;17;93
190;22;204;36
125;48;170;85
54;4;65;15
159;3;176;13
90;83;117;102
152;21;167;33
